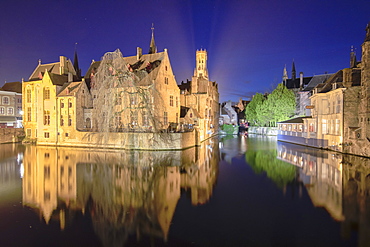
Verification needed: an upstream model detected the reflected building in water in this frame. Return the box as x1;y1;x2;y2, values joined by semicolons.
277;141;370;246
21;139;219;245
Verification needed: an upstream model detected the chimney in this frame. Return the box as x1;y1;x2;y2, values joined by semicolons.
60;56;66;75
300;72;304;89
137;47;142;60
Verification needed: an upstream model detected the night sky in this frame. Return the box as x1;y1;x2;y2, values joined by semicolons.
1;0;369;102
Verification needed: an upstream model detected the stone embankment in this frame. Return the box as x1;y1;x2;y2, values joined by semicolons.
248;127;278;136
0;128;25;144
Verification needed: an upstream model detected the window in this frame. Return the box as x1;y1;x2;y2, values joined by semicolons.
44;88;50;100
44;111;50;125
2;96;9;105
164;112;168;125
60;100;64;108
27;89;31;103
190;113;193;118
44;166;50;179
7;107;14;115
131;111;138;125
68;115;72;126
335;119;340;135
176;97;178;107
322;119;327;134
165;77;168;84
170;96;174;106
17;98;21;103
27;107;31;121
142;111;149;126
0;107;4;115
60;115;64;126
130;95;137;105
68;99;72;108
65;133;69;137
44;132;50;138
17;107;22;114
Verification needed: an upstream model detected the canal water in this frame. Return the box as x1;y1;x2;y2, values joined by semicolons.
0;135;369;247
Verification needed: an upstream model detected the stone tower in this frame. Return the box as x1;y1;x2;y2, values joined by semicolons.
360;22;370;142
193;49;208;79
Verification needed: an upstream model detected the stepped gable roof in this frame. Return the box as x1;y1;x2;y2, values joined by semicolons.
302;73;334;92
0;81;22;93
278;116;312;124
58;81;82;96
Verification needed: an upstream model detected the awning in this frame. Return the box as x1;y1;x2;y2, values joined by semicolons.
0;116;17;123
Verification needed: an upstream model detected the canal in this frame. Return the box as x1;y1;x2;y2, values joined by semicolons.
0;135;369;246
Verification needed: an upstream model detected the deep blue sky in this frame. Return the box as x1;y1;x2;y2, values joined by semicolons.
1;0;369;102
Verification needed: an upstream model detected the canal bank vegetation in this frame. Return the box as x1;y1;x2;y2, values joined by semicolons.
245;83;295;127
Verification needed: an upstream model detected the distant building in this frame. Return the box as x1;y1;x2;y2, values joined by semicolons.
0;81;22;128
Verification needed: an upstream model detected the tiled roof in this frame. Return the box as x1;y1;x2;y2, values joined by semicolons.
0;81;22;93
58;82;82;96
49;73;69;86
303;73;334;92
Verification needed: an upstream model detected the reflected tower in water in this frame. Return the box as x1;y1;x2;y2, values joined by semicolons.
21;138;219;246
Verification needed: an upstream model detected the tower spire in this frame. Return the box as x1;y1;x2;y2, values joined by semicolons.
291;60;296;80
149;23;157;54
73;42;81;80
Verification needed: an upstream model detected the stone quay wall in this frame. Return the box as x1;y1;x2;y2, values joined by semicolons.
36;129;202;150
248;127;278;136
0;128;25;144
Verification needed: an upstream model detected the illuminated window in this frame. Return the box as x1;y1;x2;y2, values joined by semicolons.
60;115;64;126
2;96;9;105
0;107;4;115
170;96;174;106
27;89;31;103
27;107;31;121
44;111;50;125
68;115;72;126
44;88;50;100
68;99;72;108
7;107;14;115
60;100;64;108
44;132;50;138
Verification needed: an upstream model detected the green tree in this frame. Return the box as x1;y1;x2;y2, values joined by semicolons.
245;93;266;126
268;83;295;126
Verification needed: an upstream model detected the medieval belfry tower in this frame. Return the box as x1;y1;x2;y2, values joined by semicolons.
360;22;370;142
194;49;208;79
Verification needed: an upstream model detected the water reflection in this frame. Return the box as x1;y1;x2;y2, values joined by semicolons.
277;141;370;246
21;139;219;246
0;144;24;200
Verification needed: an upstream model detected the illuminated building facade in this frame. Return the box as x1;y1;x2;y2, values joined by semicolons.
21;30;219;149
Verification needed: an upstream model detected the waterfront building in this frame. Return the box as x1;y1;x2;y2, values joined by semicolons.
22;29;218;149
0;81;23;128
278;22;370;157
178;49;219;139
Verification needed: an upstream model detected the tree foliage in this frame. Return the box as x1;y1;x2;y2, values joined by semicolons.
244;83;295;126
